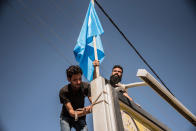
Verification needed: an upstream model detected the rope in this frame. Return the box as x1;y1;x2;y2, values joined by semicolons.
92;90;109;106
94;0;174;96
76;90;109;112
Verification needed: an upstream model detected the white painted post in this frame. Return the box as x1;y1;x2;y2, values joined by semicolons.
91;76;124;131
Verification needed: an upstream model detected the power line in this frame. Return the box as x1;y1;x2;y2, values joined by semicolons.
95;0;174;96
7;0;110;81
17;0;66;44
7;0;73;65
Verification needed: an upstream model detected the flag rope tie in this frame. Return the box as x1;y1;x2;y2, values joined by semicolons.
76;90;108;112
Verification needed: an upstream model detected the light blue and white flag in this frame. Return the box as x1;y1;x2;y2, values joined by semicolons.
74;1;104;81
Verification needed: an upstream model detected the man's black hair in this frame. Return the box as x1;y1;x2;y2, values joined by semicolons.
66;65;83;79
112;65;123;73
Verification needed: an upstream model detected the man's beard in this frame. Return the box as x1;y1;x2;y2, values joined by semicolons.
109;74;122;87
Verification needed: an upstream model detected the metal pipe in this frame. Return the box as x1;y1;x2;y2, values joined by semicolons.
137;69;196;126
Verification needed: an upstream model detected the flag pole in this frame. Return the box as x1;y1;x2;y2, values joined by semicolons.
93;37;100;78
92;0;100;78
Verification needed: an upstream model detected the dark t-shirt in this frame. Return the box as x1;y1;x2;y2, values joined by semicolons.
59;82;91;120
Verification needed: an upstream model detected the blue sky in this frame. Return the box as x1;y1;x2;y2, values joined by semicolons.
0;0;196;131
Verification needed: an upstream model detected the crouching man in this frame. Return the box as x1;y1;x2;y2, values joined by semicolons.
59;65;92;131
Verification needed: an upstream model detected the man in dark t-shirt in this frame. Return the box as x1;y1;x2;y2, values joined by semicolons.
59;65;92;131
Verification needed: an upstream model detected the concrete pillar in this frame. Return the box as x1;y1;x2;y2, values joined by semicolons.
90;76;124;131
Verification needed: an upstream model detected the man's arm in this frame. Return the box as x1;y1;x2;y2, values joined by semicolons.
123;92;141;108
65;102;91;118
86;96;92;113
123;92;133;101
88;96;92;104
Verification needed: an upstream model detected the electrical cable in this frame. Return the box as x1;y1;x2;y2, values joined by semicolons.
95;0;174;96
7;0;73;65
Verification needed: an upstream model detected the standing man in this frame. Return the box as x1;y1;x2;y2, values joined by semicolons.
93;60;133;102
59;65;92;131
110;65;133;101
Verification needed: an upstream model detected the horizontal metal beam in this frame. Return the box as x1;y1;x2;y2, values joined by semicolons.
137;69;196;126
124;82;147;89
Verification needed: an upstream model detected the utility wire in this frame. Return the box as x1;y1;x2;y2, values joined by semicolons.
95;0;174;96
17;0;66;44
7;1;72;65
7;0;109;81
